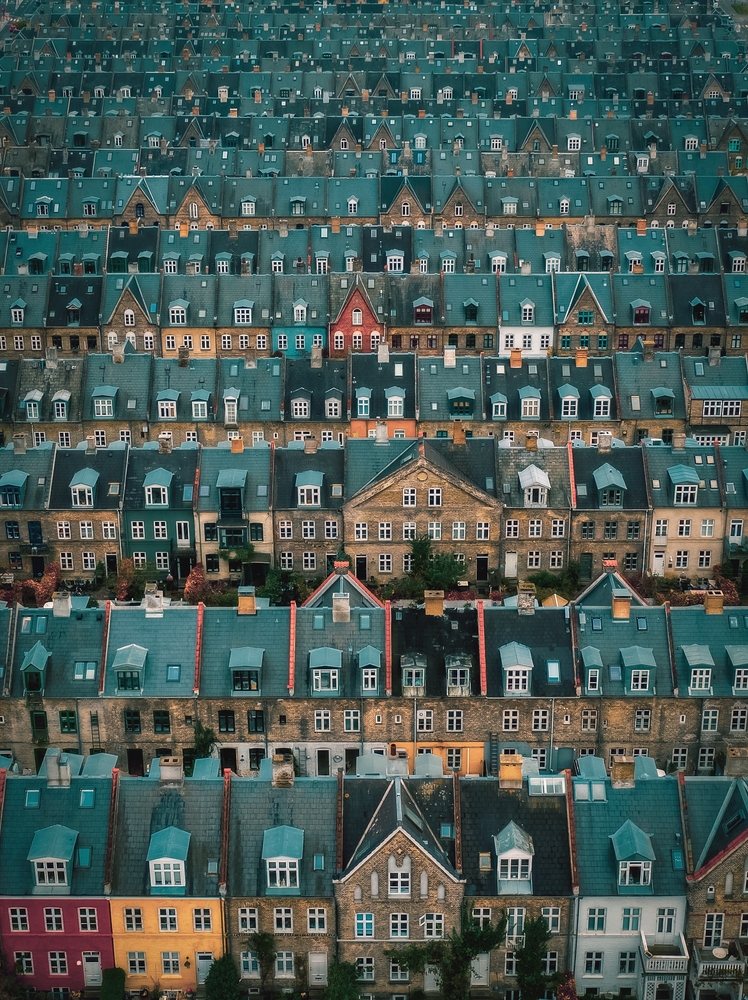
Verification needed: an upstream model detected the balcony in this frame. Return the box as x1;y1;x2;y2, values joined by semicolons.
20;542;49;554
640;933;689;975
691;941;746;984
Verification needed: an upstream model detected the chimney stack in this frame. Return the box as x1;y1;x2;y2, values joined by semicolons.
708;347;722;367
44;748;71;789
159;756;185;784
453;420;466;446
704;590;724;615
517;581;536;615
158;433;173;455
52;592;72;618
304;437;318;455
612;588;631;620
230;436;245;454
672;432;687;451
575;348;589;368
499;753;523;788
332;592;351;622
272;752;295;787
237;586;257;615
525;432;537;452
641;338;655;362
86;435;96;453
610;756;636;787
13;434;26;455
510;347;523;369
597;432;612;453
424;590;445;616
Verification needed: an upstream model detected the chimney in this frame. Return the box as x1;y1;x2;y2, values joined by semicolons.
600;145;607;161
672;431;687;451
230;436;245;454
520;260;531;275
443;346;456;368
453;420;466;446
159;756;184;784
597;432;612;453
575;348;589;368
535;220;545;237
237;586;257;615
610;756;636;788
708;347;721;367
377;342;390;364
334;560;350;576
332;592;351;622
304;438;318;455
45;748;71;789
158;433;172;455
374;421;388;445
424;590;445;616
179;222;189;238
517;581;536;615
525;432;538;452
704;590;724;615
700;141;707;159
12;433;26;455
178;346;190;367
86;434;96;453
612;588;631;620
128;219;139;235
636;218;647;236
112;345;125;364
499;753;523;789
642;338;655;362
272;752;295;787
52;592;72;618
510;347;523;369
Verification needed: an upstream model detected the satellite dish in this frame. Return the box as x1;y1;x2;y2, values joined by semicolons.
712;947;728;959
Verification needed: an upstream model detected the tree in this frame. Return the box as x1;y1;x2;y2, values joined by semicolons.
99;967;126;1000
204;953;239;1000
183;563;211;605
194;719;217;759
407;536;460;592
322;961;360;1000
515;915;555;1000
246;932;276;997
556;970;579;1000
388;905;506;1000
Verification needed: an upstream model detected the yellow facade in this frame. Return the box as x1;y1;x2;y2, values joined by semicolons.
110;896;225;993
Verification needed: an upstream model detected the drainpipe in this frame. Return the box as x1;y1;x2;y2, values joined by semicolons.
549;696;555;770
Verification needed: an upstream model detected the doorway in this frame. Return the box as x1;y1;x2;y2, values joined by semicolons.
355;555;367;580
579;552;593;580
177;555;193;580
345;748;359;774
83;953;102;987
653;551;665;576
196;953;214;985
317;749;330;776
220;747;237;773
105;552;117;575
30;556;45;579
127;748;144;776
504;551;517;578
476;555;489;581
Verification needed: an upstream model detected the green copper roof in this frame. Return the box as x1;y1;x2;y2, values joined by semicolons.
262;825;304;859
143;468;174;488
69;468;99;489
593;463;626;491
147;826;191;862
27;825;77;862
499;642;533;670
21;640;50;672
229;646;264;669
309;647;342;668
610;819;655;861
216;469;247;489
668;464;700;486
112;644;148;671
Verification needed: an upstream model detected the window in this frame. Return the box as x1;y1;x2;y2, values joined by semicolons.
153;711;170;734
357;958;374;980
60;710;77;734
422;913;444;938
162;953;180;976
45;908;63;931
36;863;66;887
308;908;326;932
702;709;719;732
634;709;651;732
582;710;597;731
356;913;374;937
504;709;519;731
275;908;293;933
315;710;330;732
14;953;32;975
533;710;549;732
675;484;698;505
732;708;748;732
704;913;724;947
49;953;68;975
124;908;143;932
500;857;531;880
447;710;463;732
344;710;360;732
128;953;146;975
389;867;410;896
417;710;433;732
506;520;519;538
585;952;603;975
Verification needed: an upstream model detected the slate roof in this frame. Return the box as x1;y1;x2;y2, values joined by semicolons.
123;443;198;512
682;776;748;873
483;357;551;423
227;777;337;896
645;443;723;510
497;444;572;509
572;772;686;897
0;767;115;895
48;441;128;512
571;446;648;510
199;604;291;698
272;444;345;512
111;775;224;897
391;606;480;698
670;604;748;698
102;605;199;698
418;353;483;422
82;348;153;422
294;602;385;697
10;605;105;699
352;352;416;421
482;606;576;697
196;443;271;515
460;778;573;896
614;344;687;422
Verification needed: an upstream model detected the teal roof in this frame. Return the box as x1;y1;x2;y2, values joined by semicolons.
296;471;324;488
577;755;607;780
229;646;264;669
191;389;210;403
69;468;99;489
27;825;77;862
499;642;533;670
668;464;700;486
91;385;118;397
682;644;714;668
558;383;580;399
593;463;626;491
143;468;174;488
156;389;180;402
589;384;613;399
610;819;656;861
620;645;657;669
727;646;748;668
494;819;534;856
147;826;191;862
690;386;748;400
21;640;50;672
112;644;148;671
652;386;675;399
309;647;342;668
216;469;247;489
0;470;27;489
518;385;541;400
446;386;476;401
580;646;603;668
358;645;381;668
490;391;508;405
262;825;304;859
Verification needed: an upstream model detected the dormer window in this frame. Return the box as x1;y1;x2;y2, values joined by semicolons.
521;300;535;323
241;199;255;217
263;825;303;895
519;465;550;507
310;647;341;694
490;392;507;420
632;301;651;325
293;302;307;323
297;472;322;506
21;640;50;694
234;300;253;325
148;826;190;895
144;468;172;506
652;388;674;416
669;465;699;504
594;464;625;508
495;820;534;895
66;299;81;326
414;298;433;324
402;654;426;694
157;391;179;419
114;644;147;691
169;303;187;325
500;642;533;695
70;469;98;507
347;197;358;215
230;647;263;693
611;820;655;894
0;469;27;508
191;390;209;419
11;299;25;325
559;384;579;418
28;825;77;893
386;388;405;417
691;298;706;325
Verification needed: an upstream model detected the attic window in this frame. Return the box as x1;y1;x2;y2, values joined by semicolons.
25;789;40;808
79;789;95;808
479;853;491;870
637;618;647;631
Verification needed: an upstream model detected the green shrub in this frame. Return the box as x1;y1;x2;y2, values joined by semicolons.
100;967;126;1000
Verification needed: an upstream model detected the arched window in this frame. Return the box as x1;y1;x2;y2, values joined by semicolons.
124;309;135;327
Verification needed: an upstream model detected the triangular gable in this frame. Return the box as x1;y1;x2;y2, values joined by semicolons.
693;779;748;875
303;565;384;609
331;281;379;327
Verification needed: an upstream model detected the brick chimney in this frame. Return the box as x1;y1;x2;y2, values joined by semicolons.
612;589;631;620
424;590;445;616
499;753;523;788
453;420;466;445
610;756;636;788
704;590;724;615
510;347;523;368
230;436;245;454
272;752;295;787
575;348;589;368
237;586;257;615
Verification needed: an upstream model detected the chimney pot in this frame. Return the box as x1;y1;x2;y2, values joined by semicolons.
424;590;445;616
230;436;244;454
237;586;256;615
272;752;295;787
704;590;724;615
510;347;523;369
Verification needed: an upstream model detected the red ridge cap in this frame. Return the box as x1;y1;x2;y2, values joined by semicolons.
565;768;580;892
385;599;392;695
477;599;487;696
103;767;120;890
193;601;205;695
567;440;577;508
98;600;112;696
219;768;231;889
288;601;296;695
